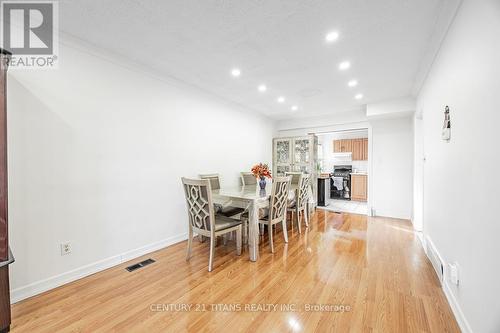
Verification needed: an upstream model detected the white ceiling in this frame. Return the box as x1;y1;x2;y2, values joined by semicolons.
59;0;445;119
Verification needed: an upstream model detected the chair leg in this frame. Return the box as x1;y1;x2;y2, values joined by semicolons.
208;236;216;272
186;227;193;261
236;227;242;256
282;219;288;243
296;207;301;234
268;223;274;253
242;219;248;244
304;207;309;227
260;223;264;235
223;234;228;246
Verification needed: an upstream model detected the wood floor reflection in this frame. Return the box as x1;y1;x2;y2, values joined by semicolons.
11;210;460;332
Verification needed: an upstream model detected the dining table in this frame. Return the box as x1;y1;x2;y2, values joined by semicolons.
212;183;311;262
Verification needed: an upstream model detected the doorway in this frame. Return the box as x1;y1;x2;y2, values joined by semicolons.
315;128;369;215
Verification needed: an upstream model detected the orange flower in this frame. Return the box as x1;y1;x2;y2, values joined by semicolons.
251;163;272;179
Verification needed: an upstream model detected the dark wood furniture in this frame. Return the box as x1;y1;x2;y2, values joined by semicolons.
0;48;12;333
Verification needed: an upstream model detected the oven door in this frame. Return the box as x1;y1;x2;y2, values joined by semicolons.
330;177;342;199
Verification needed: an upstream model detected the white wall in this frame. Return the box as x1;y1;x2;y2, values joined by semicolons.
366;97;415;119
276;109;369;137
415;1;500;332
370;117;413;219
7;38;274;301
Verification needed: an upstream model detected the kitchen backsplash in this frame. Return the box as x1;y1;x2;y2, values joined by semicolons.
322;158;368;173
351;161;368;173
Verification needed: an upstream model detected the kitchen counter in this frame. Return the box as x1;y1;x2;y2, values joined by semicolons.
350;172;368;176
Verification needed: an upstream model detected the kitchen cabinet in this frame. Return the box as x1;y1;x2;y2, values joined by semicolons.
351;174;367;201
333;138;368;160
362;138;368;160
353;138;368;161
333;140;342;152
352;139;362;160
333;139;353;153
342;139;352;153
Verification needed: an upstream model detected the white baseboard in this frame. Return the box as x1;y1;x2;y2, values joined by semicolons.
442;279;473;333
425;235;445;283
421;235;473;333
10;232;187;304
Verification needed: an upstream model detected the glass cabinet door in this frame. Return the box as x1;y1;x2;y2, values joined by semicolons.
274;138;292;176
293;137;311;172
273;135;318;208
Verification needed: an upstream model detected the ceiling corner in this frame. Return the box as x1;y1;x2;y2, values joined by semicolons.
411;0;463;97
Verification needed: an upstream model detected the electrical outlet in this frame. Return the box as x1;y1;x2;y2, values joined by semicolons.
60;242;72;256
449;262;459;286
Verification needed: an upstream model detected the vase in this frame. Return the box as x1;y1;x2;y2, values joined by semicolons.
259;176;266;190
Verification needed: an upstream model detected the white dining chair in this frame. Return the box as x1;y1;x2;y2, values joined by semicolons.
285;171;302;185
240;172;257;186
182;177;242;272
257;176;291;253
199;173;221;190
287;173;310;234
199;173;244;218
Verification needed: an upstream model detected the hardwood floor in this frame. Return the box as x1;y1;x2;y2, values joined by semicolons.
11;210;460;332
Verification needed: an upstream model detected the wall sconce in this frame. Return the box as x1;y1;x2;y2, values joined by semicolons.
442;105;451;142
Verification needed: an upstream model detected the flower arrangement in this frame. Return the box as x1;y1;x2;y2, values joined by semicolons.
251;163;272;179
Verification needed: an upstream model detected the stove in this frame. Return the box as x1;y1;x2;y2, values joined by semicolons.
330;165;352;200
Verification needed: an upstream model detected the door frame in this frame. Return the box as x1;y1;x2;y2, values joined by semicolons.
312;126;372;215
413;114;425;232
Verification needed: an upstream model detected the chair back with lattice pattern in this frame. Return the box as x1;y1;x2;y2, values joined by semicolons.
269;176;291;224
181;178;215;233
199;173;221;190
285;172;302;185
297;174;310;210
240;172;257;185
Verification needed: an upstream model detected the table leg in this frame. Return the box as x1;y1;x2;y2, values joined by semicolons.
248;199;259;262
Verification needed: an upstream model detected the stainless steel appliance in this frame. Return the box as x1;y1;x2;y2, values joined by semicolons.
330;165;352;200
317;176;329;206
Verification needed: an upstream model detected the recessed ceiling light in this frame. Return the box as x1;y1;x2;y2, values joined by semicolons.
325;31;339;43
348;80;358;87
258;84;267;92
231;68;241;77
291;105;298;111
355;93;364;100
277;96;285;103
338;61;351;71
